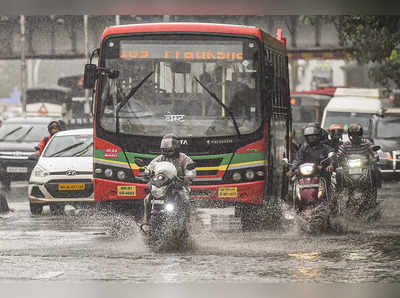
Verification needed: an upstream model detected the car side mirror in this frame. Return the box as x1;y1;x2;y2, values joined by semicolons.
186;162;197;171
83;64;98;89
372;145;381;152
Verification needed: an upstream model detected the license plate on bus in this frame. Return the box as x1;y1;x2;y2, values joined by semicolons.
218;187;238;198
58;184;85;191
6;167;28;173
117;185;136;196
349;168;362;175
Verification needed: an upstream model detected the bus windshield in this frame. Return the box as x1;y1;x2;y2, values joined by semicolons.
98;35;262;137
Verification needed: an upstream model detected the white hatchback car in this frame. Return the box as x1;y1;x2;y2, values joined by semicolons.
28;128;94;215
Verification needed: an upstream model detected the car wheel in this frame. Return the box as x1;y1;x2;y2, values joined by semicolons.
30;202;43;215
50;204;65;215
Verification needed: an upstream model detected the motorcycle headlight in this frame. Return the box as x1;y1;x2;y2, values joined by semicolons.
165;203;175;212
299;164;314;176
151;185;168;199
348;159;362;168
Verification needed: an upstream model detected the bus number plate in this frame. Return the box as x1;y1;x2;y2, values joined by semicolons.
218;187;238;198
117;186;136;197
58;184;85;191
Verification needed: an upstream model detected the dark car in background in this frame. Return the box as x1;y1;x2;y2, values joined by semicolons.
0;117;54;189
369;108;400;180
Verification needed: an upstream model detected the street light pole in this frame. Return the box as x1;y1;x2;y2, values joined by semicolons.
83;15;90;118
116;15;120;26
20;15;26;113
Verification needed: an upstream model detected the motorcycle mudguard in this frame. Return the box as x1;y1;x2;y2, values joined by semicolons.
296;177;321;209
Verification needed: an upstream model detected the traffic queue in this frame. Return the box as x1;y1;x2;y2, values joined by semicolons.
0;89;397;239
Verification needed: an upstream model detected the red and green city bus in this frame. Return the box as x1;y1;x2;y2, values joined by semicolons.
83;23;292;227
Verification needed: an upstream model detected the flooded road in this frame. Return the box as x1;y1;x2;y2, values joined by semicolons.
1;182;400;282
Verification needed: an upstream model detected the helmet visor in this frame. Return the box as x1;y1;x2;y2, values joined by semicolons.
303;126;320;136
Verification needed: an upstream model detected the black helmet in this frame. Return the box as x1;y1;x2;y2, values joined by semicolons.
48;121;61;135
348;123;363;144
160;133;180;158
303;124;321;146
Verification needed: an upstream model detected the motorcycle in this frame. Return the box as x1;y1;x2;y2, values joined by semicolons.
283;152;335;234
340;145;381;221
136;158;196;250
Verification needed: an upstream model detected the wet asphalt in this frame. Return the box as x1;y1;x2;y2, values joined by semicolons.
0;181;399;282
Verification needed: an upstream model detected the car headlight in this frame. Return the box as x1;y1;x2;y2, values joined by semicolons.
299;164;314;176
31;165;49;178
348;159;362;168
151;185;168;199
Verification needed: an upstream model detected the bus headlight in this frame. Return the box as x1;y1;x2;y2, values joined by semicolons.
232;172;241;182
104;168;113;178
245;170;255;180
256;170;264;177
117;170;126;180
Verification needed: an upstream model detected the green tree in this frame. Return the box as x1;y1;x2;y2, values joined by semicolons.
303;16;400;88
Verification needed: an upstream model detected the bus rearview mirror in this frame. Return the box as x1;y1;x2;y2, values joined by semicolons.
83;64;98;89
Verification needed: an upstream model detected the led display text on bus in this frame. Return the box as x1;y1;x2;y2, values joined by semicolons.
120;43;243;61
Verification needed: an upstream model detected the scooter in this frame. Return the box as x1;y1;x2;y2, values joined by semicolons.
136;158;196;250
283;152;335;234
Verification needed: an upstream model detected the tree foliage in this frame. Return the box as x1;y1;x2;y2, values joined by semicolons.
303;16;400;88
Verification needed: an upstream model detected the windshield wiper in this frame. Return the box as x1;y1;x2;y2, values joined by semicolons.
194;76;241;137
71;142;93;157
115;71;154;134
49;142;84;157
0;126;23;141
16;126;34;142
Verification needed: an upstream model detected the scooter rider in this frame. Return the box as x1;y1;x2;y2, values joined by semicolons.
337;123;382;188
287;123;335;178
142;133;196;225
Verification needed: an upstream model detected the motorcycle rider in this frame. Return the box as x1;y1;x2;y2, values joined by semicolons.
36;120;62;155
287;123;335;178
142;133;196;225
328;124;344;152
337;123;382;188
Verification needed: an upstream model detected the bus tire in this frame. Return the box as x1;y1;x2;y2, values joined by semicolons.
240;204;262;231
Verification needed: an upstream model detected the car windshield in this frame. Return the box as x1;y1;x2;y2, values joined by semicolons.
376;118;400;139
323;111;372;133
43;134;93;157
0;123;48;142
98;35;262;137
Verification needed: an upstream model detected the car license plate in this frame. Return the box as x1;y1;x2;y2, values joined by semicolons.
218;187;238;198
117;185;136;196
6;166;28;173
58;184;85;191
349;168;362;175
